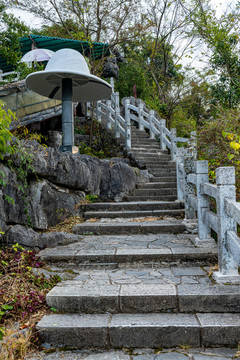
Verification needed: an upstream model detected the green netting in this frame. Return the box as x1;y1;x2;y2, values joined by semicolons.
0;34;110;73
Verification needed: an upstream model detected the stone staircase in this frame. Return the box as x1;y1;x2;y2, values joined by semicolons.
35;125;240;350
126;126;177;202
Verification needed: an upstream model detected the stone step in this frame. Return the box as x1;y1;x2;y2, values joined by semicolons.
137;182;177;189
46;283;240;314
146;163;175;168
37;312;240;348
84;209;184;219
133;188;177;196
85;201;183;212
149;170;176;176
141;161;173;166
150;176;177;182
131;140;159;145
129;153;169;158
125;195;177;202
39;235;217;265
131;143;160;149
135;153;170;158
131;148;161;153
72;220;184;235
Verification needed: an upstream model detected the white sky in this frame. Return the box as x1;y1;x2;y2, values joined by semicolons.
8;0;230;28
7;0;235;72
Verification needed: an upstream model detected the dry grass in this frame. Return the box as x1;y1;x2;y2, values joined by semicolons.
207;264;219;277
46;215;84;233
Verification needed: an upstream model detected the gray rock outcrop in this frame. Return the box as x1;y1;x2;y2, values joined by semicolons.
0;139;150;240
3;225;81;249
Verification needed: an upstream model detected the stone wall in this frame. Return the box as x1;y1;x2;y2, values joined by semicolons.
0;140;150;248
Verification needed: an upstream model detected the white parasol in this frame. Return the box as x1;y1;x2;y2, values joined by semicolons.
20;49;54;63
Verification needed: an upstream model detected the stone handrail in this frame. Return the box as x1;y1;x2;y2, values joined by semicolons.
88;92;240;284
183;159;240;284
88;92;195;161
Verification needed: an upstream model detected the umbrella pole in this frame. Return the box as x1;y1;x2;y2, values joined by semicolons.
60;78;74;152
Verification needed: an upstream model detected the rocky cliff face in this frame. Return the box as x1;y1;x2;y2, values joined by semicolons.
0;140;150;248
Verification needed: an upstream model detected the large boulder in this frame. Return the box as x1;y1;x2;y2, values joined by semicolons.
99;160;147;201
3;224;81;249
13;140;149;201
0;164;29;226
0;140;150;233
0;163;85;230
29;180;85;229
102;57;119;79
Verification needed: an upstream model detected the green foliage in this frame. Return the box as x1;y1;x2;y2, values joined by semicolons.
79;142;106;158
115;60;148;100
15;62;45;81
197;108;240;198
75;117;123;158
186;0;240;109
85;194;99;203
116;36;184;123
13;126;48;146
0;104;36;226
0;2;29;68
171;107;197;138
0;100;15;159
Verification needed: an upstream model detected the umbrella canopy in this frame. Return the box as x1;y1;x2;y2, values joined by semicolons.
26;48;112;102
20;49;54;63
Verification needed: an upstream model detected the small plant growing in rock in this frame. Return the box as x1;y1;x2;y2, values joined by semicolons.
85;194;99;203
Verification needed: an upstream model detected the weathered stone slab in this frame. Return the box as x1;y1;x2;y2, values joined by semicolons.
197;313;240;346
178;284;240;312
72;221;185;235
115;248;171;262
171;247;217;260
109;313;200;348
155;353;189;359
37;314;110;348
172;267;205;276
192;355;231;360
120;284;177;313
47;285;120;313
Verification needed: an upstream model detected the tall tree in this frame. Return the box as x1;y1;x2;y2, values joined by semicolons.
9;0;147;46
0;1;29;66
180;0;240;108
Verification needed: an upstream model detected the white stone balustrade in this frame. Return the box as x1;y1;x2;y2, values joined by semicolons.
89;93;240;284
184;161;240;284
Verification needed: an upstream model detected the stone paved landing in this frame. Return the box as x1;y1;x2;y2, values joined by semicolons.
39;233;217;266
26;347;238;359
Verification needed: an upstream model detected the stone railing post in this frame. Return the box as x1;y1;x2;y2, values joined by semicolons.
124;99;131;149
138;102;144;131
106;100;112;129
86;102;91;117
96;101;101;122
170;128;177;161
160;119;167;150
184;158;197;219
190;131;197;159
194;160;212;246
213;167;238;281
149;110;155;139
114;92;120;138
110;77;115;93
176;153;184;202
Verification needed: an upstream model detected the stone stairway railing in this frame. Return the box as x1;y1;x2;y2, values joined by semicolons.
181;159;240;284
88;92;196;159
88;93;240;285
